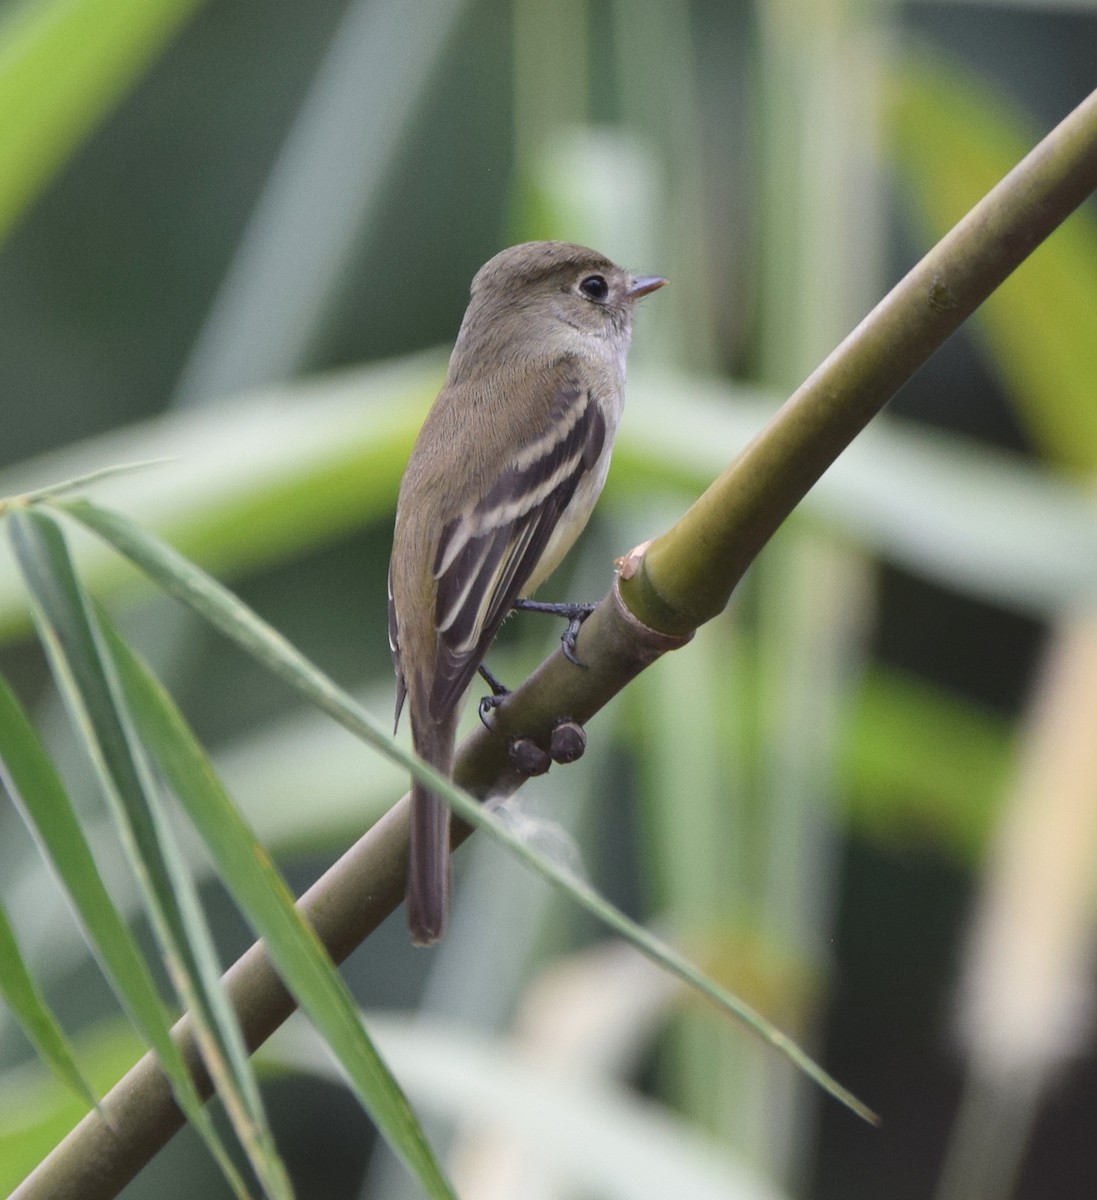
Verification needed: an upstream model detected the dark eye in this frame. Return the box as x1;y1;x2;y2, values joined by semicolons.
579;274;609;300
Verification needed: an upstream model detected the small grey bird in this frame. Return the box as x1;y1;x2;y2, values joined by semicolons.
388;241;665;944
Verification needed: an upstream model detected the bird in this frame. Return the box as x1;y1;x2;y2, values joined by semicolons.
388;240;666;944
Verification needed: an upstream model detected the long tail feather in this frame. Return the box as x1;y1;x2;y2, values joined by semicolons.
406;707;458;945
407;782;450;944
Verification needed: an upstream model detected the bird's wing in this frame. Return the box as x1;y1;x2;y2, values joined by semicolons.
427;379;606;719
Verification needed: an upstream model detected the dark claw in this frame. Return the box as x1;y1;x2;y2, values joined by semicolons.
478;691;504;730
561;617;586;666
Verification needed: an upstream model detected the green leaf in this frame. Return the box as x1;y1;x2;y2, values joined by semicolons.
0;662;247;1196
8;509;278;1199
0;886;97;1110
0;0;206;242
56;496;878;1125
98;611;456;1198
888;51;1097;471
843;666;1012;860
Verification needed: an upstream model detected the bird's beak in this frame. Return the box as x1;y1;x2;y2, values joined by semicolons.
627;275;667;299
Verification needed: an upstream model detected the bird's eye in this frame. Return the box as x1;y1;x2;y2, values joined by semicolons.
578;274;609;300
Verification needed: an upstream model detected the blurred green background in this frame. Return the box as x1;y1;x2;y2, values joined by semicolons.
2;1;1097;1197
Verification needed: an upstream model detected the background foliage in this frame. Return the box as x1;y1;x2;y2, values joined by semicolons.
2;1;1097;1197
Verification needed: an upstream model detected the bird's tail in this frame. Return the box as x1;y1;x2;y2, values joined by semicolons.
406;704;458;946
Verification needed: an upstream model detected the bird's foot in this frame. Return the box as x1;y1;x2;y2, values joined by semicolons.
512;598;597;666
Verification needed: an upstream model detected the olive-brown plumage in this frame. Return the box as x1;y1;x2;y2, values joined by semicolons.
388;241;665;944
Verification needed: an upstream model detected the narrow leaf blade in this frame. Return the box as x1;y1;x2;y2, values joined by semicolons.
0;890;97;1109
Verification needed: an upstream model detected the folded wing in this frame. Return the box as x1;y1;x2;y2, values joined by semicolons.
427;380;605;720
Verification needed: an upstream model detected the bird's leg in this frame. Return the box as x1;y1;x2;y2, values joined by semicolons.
477;662;509;728
512;598;597;666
